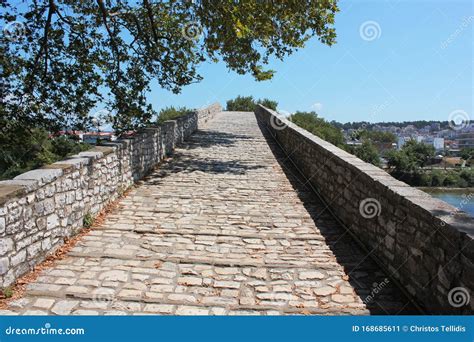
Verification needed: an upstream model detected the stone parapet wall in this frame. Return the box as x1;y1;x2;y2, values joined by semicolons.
0;103;221;288
255;104;473;314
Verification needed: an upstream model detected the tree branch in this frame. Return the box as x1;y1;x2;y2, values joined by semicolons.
32;0;55;79
96;0;120;76
142;0;170;44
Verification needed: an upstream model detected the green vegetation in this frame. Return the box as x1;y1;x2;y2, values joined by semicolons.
345;130;396;167
3;1;337;176
3;1;337;133
384;140;473;187
83;212;94;228
356;130;397;144
2;287;13;298
157;106;193;124
283;114;472;188
460;148;474;162
226;96;256;111
386;140;435;173
393;168;474;188
226;96;278;111
347;141;380;167
289;111;345;147
332;120;451;130
0;124;90;180
285;111;381;166
257;99;279;111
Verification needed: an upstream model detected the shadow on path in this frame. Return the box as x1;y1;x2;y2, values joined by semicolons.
256;117;419;315
184;130;256;150
144;129;267;185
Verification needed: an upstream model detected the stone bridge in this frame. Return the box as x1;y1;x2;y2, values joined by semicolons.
0;105;472;315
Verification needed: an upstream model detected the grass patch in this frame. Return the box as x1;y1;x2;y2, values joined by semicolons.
2;287;13;299
83;212;94;228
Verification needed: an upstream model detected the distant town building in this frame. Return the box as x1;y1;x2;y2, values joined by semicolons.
431;122;441;131
342;121;472;156
397;136;410;149
433;137;444;150
457;132;474;149
82;132;116;144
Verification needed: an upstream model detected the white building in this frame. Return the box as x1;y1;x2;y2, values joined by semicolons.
433;137;444;150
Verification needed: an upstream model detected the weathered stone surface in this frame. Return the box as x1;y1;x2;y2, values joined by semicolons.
1;110;419;316
99;270;128;282
33;298;55;309
299;271;325;280
331;294;354;303
0;103;221;289
313;286;336;296
51;300;79;315
14;169;63;186
143;304;174;314
175;306;209;315
255;105;474;315
0;238;13;256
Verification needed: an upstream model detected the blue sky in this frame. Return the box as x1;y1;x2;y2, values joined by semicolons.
148;0;473;124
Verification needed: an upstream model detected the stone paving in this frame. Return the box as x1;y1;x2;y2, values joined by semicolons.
1;112;417;315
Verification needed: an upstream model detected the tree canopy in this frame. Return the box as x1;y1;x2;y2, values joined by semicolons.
1;0;338;132
347;140;380;166
386;140;435;173
226;95;278;111
356;130;397;144
289;111;345;147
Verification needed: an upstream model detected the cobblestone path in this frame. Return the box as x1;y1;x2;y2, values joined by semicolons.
2;112;417;315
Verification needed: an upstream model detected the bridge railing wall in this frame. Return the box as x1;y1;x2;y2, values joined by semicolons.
0;103;221;288
255;104;473;314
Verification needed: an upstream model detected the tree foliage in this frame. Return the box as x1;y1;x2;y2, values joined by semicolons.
460;148;473;162
226;96;257;112
257;98;278;111
386;140;435;173
2;0;338;132
0;124;90;180
156;106;192;124
347;141;380;166
356;130;397;144
226;95;278;111
333;120;451;130
289;111;344;147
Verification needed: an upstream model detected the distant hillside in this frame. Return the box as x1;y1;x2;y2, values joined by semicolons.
330;120;455;130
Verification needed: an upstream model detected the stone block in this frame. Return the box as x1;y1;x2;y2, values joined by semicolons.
14;169;63;186
0;237;13;256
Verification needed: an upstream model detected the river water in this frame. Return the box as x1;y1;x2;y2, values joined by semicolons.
422;188;474;217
